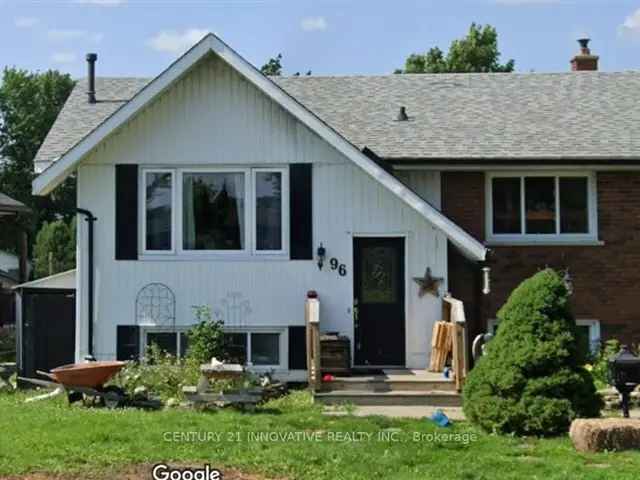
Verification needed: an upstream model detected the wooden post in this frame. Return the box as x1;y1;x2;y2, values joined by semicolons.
443;296;468;391
305;291;320;392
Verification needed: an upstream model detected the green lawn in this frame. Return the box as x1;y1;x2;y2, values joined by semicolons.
0;391;637;480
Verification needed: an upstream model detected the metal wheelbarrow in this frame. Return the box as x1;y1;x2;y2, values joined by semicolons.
19;360;128;408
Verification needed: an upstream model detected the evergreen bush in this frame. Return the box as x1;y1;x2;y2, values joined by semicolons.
463;268;602;436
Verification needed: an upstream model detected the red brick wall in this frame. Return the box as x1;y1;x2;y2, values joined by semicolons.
442;171;640;344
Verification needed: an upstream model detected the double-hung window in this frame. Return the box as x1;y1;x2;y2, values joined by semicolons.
142;167;288;256
143;170;175;253
487;173;598;244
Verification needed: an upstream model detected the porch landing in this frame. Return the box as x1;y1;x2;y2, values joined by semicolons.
314;369;462;407
324;405;465;420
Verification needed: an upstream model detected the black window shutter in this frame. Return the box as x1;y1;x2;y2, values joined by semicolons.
288;326;307;370
289;163;313;260
115;164;138;260
117;325;140;361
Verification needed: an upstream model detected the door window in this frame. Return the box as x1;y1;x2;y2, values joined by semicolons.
361;246;398;304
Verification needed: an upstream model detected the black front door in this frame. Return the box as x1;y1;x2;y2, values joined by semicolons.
353;237;405;366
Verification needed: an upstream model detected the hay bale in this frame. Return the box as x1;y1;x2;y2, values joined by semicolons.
570;419;640;452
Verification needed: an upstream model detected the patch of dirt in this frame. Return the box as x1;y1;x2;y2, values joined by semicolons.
2;464;284;480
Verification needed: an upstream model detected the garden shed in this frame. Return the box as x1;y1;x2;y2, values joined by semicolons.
14;269;76;380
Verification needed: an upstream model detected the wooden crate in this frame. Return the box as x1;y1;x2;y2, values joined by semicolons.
320;335;351;375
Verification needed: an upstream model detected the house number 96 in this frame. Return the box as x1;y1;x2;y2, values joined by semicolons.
330;258;347;277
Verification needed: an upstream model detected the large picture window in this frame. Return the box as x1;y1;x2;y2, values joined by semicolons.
183;171;246;251
141;167;288;256
487;173;597;243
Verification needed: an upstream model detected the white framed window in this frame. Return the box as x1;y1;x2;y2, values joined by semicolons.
140;167;289;257
252;168;288;254
487;318;601;354
142;326;191;358
222;328;284;369
142;169;175;254
576;319;601;355
486;172;598;245
179;168;250;254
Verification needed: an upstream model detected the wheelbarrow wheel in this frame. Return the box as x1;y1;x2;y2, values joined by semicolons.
102;386;126;409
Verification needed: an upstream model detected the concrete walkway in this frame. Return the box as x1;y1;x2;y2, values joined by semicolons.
324;405;465;420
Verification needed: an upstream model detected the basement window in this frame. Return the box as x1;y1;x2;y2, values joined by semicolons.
143;328;190;358
486;172;598;244
487;318;600;355
222;330;282;368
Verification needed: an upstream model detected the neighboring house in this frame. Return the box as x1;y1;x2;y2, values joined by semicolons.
0;251;20;286
31;34;639;377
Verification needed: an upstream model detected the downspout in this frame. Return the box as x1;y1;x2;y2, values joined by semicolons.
76;208;97;357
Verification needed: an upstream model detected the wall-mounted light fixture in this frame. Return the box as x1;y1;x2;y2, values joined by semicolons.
317;243;326;270
482;266;491;295
563;269;574;296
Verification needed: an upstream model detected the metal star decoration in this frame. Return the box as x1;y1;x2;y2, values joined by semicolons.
413;267;444;298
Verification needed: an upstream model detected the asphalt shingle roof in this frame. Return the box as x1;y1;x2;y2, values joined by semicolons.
0;192;29;214
35;72;640;168
34;78;149;170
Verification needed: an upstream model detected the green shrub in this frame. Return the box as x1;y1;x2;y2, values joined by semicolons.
463;268;603;436
186;305;225;365
110;344;201;402
588;339;622;389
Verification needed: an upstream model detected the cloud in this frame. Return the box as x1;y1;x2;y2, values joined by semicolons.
619;8;640;38
300;16;327;32
73;0;127;5
14;17;39;28
51;52;78;64
493;0;561;5
47;29;104;43
147;28;209;54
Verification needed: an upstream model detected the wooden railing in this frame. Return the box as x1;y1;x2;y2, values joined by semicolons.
443;295;469;391
305;293;321;392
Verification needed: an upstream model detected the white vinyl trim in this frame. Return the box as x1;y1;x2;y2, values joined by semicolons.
485;171;598;245
32;33;486;261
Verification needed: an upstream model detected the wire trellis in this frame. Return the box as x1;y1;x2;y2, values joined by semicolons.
135;283;176;327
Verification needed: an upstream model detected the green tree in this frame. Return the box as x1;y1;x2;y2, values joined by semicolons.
463;269;602;436
398;23;515;74
260;54;283;76
0;68;75;253
33;219;75;278
260;54;311;77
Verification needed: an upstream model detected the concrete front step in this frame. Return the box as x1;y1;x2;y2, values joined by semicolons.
314;390;462;407
323;378;456;392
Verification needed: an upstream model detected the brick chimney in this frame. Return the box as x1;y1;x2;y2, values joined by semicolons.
571;38;598;71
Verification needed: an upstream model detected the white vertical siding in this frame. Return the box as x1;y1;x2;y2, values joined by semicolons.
76;54;447;369
395;170;441;210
